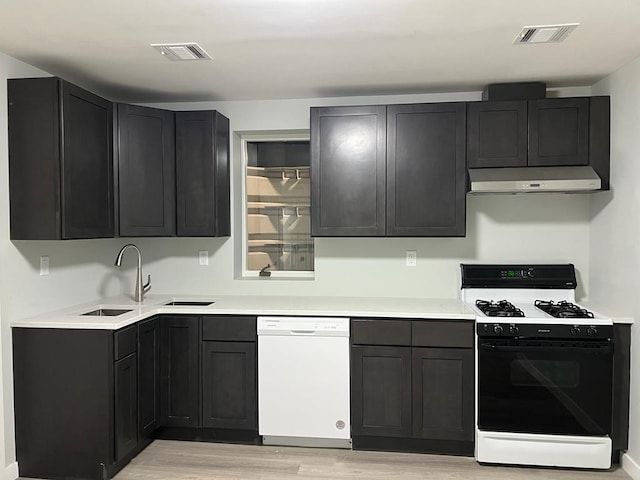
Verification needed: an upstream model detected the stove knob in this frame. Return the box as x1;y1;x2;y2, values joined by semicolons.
509;325;520;335
493;325;504;335
587;327;598;337
570;326;581;336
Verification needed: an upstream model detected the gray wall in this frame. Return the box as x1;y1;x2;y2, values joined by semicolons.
591;54;640;477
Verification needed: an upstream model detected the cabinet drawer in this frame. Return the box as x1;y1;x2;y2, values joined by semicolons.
202;316;257;342
352;319;411;346
114;324;137;360
412;321;474;348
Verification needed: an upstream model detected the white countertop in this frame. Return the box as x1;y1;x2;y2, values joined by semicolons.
10;294;477;330
580;301;635;325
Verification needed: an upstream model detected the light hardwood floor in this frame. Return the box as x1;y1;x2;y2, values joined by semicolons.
109;440;631;480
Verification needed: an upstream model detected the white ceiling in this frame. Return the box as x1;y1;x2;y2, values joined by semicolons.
1;0;640;103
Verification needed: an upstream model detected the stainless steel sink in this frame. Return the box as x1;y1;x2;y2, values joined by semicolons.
81;308;133;317
164;301;215;306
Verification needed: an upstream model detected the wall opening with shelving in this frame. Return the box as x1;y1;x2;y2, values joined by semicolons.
245;140;314;274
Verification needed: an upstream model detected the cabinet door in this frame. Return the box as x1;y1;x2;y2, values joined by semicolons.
528;98;589;166
8;78;113;240
351;346;411;437
61;81;114;239
201;341;257;430
138;317;160;438
612;324;631;451
467;101;527;168
176;111;230;237
160;316;200;427
117;104;175;236
412;347;474;441
311;106;386;236
386;103;466;236
115;353;138;461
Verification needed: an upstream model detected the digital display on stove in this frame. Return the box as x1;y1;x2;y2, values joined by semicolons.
500;268;534;279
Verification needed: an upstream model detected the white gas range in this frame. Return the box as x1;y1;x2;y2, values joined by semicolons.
461;264;614;470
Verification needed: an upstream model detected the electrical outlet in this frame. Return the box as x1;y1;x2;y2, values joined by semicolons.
39;256;49;275
406;250;417;267
198;251;209;266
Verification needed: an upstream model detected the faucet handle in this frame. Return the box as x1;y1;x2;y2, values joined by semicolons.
143;274;151;292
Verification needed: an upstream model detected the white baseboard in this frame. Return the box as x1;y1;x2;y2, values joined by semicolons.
623;453;640;480
3;462;18;480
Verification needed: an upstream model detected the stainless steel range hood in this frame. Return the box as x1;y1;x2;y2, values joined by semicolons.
468;166;601;194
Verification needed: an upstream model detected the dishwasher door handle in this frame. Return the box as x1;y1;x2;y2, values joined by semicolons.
290;330;317;335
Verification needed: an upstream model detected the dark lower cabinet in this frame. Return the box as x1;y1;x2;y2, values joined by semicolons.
117;104;176;236
412;348;474;441
13;328;138;480
138;317;160;438
351;318;475;455
612;324;631;454
160;316;201;427
115;353;138;461
351;346;412;437
201;341;257;429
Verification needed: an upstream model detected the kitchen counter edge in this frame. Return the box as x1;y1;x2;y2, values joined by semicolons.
10;294;478;330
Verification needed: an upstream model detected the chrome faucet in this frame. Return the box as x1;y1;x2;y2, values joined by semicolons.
114;244;151;303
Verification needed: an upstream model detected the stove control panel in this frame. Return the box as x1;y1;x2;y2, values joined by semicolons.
500;268;535;279
477;323;613;340
461;264;578;289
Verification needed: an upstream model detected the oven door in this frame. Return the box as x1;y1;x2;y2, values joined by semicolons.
478;338;613;436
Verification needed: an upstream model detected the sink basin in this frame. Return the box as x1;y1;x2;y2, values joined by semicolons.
81;308;133;317
164;301;215;306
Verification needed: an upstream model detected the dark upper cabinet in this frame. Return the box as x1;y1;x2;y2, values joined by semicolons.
411;347;474;441
138;317;160;439
528;98;589;166
467;97;609;184
311;106;387;236
351;345;412;437
175;111;230;237
311;103;465;237
467;100;528;168
160;316;200;427
387;103;466;237
8;77;114;239
116;104;175;236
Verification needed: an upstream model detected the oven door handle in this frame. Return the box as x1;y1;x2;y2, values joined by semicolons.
479;343;612;354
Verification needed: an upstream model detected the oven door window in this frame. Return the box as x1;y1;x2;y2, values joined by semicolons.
478;340;613;436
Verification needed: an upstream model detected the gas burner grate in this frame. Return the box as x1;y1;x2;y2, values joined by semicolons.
476;299;525;317
535;300;595;319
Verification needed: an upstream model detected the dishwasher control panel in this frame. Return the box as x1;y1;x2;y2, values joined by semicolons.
257;316;350;336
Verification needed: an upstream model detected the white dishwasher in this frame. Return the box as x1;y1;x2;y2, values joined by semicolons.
257;316;351;448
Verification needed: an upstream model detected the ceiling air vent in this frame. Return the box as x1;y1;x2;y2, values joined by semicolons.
514;24;579;44
151;43;212;61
